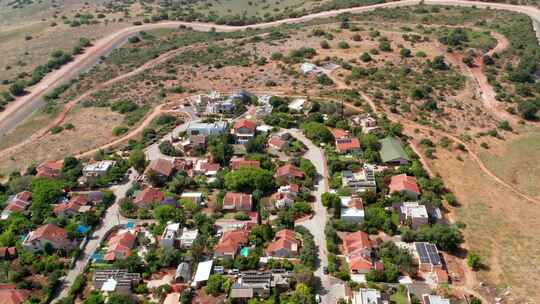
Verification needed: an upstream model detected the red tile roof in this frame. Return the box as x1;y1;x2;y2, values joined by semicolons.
342;231;372;256
134;187;165;206
234;119;257;131
70;195;88;206
0;289;30;304
4;191;32;213
104;231;136;261
328;127;350;140
147;158;175;177
266;229;299;257
389;174;420;195
336;138;361;153
275;164;304;179
347;197;364;210
268;136;286;150
213;229;249;255
230;157;260;170
27;224;69;245
36;161;63;178
222;192;252;211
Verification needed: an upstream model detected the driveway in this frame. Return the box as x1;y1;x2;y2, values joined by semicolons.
287;129;346;303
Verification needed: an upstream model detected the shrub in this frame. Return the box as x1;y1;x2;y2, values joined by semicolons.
113;126;129;136
467;252;482;270
320;40;330;49
9;80;26;96
50;126;63;134
338;41;350;49
415;51;427;57
360;52;372;62
128;36;140;43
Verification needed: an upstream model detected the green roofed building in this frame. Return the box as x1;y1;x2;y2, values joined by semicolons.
379;137;410;165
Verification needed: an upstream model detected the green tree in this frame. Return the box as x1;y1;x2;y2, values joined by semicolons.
289;283;315;304
129;149;146;173
107;293;135;304
301;122;334;144
205;274;228;296
30;178;64;224
9;80;26;96
224;168;275;194
467;251;482;270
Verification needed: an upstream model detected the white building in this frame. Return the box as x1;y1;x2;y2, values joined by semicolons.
160;223;181;248
352;288;382;304
422;294;450;304
192;260;213;288
186;121;227;137
288;98;306;112
340;196;365;224
82;160;115;178
342;165;376;193
180;228;199;248
300;62;323;75
180;192;204;205
399;202;429;229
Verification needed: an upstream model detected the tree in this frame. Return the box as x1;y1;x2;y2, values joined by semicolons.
360;52;372;62
301;122;334;144
224;168;275;194
467;251;482;270
205;274;228;296
154;205;183;225
30;178;64;224
129;149;146;173
107;293;135;304
9;80;26;96
431;55;448;70
400;48;412;58
322;192;340;208
289;283;315;304
209;135;233;166
518;100;539;120
246;134;267;153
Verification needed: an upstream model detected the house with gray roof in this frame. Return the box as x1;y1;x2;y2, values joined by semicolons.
379;136;410;165
186;121;227;137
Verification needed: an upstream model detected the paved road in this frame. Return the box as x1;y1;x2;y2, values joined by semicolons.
1;0;540;139
52;170;137;303
286;129;346;303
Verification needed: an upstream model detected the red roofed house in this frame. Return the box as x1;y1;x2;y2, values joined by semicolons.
1;191;31;220
389;174;421;199
222;192;252;212
233;119;257;144
271;192;295;209
36;161;63;178
336;138;361;154
274;164;304;181
230;157;260;170
0;286;30;304
134;187;165;207
213;229;250;259
266;229;300;258
192;159;220;177
268;136;287;151
146;158;175;181
342;231;381;274
53;195;88;216
22;224;74;252
329;128;350;140
104;230;137;262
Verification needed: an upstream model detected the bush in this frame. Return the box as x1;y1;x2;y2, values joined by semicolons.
128;36;141;43
338;41;350;49
360;52;372;62
467;251;482;270
320;40;330;49
113;126;129;136
317;74;334;86
9;80;26;96
50;126;64;134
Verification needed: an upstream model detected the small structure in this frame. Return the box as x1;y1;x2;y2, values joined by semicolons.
233;119;257;144
134;187;165;207
180;192;203;205
266;229;300;258
192;260;213;288
36;161;63;178
160;223;181;248
379;137;410;165
186;121;227;137
92;269;141;294
422;294;450;304
274;164;304;181
288;98;306;111
179;228;199;248
336;138;361;154
82;160;115;179
230;157;260;170
340;196;365;224
230;271;292;300
394;202;429;229
146;158;175;181
175;262;192;283
270;192;295;209
268;136;287;151
192;159;220;178
352;288;383;304
1;191;31;220
104;230;136;262
389;174;421;199
300;63;322;75
213;229;250;259
414;242;443;272
341;166;376;193
22;224;74;252
53;195;88;216
222;192;252;212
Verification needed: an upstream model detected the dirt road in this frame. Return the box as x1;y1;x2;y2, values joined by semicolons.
1;0;539;138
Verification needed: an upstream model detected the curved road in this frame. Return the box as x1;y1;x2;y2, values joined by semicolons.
1;0;540;138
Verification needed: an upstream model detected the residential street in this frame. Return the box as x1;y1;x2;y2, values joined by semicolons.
287;129;346;303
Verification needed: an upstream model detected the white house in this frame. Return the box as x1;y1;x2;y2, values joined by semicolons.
340;196;365;224
82;160;115;178
160;223;181;248
180;228;199;248
288;98;306;112
352;288;382;304
192;260;213;288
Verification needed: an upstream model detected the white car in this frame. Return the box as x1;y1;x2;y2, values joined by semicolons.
315;294;321;303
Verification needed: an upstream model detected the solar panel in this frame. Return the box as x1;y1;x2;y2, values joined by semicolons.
426;243;441;265
415;243;431;264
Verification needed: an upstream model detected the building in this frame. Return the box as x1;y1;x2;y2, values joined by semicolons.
233;119;257;144
266;229;300;258
134;187;165;207
146;158;175;181
1;191;31;220
175;262;192;283
0;287;30;304
82;160;115;179
394;202;429;229
414;242;443;272
354;114;380;134
206;98;235;114
186;121;227;137
160;223;181;248
288;98;306;111
343;231;372;258
275;164;304;181
192;159;220;177
92;269;141;294
340;196;365;224
0;247;17;260
352;288;383;304
222;192;252;212
271;192;295;209
422;294;450;304
300;63;322;75
379;137;410;165
192;260;213;288
22;224;74;252
389;174;421;199
278;184;300;196
341;166;376;193
268;136;287;151
230;157;260;170
36;161;63;178
336;138;361;154
53;195;88;216
213;229;250;259
179;228;199;248
180;192;203;205
104;230;137;262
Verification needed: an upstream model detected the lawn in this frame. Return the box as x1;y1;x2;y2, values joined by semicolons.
390;291;410;304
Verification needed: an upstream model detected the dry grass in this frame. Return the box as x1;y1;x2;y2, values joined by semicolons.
0;106;123;175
